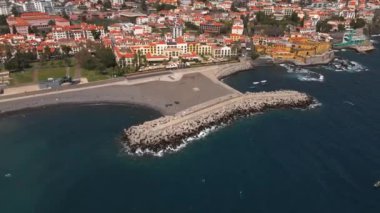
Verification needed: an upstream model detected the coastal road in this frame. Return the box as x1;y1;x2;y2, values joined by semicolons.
0;60;251;102
0;60;255;115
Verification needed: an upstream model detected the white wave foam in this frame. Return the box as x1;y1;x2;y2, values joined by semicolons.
280;63;324;82
325;58;369;73
309;99;322;109
183;125;219;142
126;125;222;157
343;100;355;106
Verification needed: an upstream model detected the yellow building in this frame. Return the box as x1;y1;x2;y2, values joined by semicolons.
254;36;332;64
188;43;212;55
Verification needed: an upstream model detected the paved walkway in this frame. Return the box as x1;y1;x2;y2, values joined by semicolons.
0;60;253;111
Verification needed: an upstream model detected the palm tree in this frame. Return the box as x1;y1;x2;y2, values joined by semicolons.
61;45;72;57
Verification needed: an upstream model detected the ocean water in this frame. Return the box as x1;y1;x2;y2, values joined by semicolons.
1;47;380;212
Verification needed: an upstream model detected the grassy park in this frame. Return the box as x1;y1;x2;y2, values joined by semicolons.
9;59;112;86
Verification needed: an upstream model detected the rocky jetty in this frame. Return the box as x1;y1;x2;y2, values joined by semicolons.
122;90;313;155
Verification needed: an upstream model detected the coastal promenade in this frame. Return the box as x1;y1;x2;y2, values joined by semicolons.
0;59;255;115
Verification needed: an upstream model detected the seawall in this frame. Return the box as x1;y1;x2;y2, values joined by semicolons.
213;59;255;79
122;91;313;155
334;44;375;53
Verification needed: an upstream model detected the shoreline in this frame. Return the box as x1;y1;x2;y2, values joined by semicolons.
334;45;376;53
0;60;255;115
0;101;164;118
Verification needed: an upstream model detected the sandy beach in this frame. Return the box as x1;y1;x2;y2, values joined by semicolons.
0;73;235;115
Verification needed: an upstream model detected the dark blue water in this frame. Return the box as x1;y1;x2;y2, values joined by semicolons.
1;46;380;212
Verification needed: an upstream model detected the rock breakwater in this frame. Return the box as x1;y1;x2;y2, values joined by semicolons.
122;90;313;156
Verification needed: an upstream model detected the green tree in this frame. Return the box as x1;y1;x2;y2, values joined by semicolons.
0;15;7;25
30;26;38;34
220;21;232;34
338;24;346;32
240;14;250;35
75;45;116;71
95;46;116;68
316;20;332;33
0;44;9;61
91;30;101;40
75;48;97;70
62;10;70;19
255;11;266;23
231;3;239;12
154;3;177;11
141;0;148;12
350;18;366;29
42;46;52;61
185;22;200;32
61;45;72;56
48;20;55;26
11;6;20;17
103;0;112;9
5;51;36;71
290;12;300;23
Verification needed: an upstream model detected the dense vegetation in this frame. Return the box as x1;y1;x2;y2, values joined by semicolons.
75;44;116;73
153;3;177;11
0;15;10;35
350;18;366;29
4;52;36;71
252;11;301;36
185;22;200;32
316;20;332;33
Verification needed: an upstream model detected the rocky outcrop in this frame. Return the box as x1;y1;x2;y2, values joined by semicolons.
122;91;313;155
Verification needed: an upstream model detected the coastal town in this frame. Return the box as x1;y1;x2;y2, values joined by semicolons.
0;0;378;94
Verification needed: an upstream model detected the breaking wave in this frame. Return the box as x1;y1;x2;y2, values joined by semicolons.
126;125;222;157
323;58;369;73
279;64;324;82
309;99;322;109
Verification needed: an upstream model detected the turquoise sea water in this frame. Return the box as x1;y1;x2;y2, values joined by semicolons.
1;45;380;212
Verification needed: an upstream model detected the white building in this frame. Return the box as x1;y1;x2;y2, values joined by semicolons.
231;25;244;35
0;0;9;15
0;6;10;15
136;16;149;25
112;0;125;6
52;24;105;41
212;46;234;58
180;0;192;6
171;24;183;39
22;0;54;13
133;26;144;35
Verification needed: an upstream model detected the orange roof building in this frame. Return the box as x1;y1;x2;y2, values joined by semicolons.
7;12;70;35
